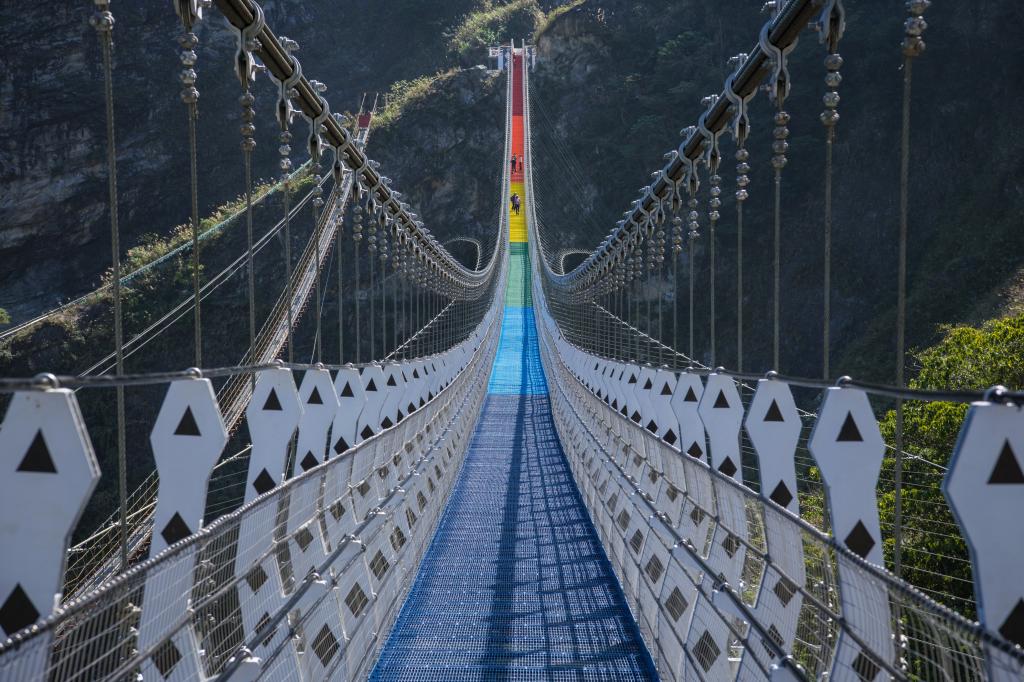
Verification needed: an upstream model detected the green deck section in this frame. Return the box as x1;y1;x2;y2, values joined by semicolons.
505;243;532;306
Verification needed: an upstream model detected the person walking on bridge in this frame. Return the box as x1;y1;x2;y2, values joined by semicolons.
511;192;521;216
511;154;518;175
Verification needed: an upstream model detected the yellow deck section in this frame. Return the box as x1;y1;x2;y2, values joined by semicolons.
509;181;527;243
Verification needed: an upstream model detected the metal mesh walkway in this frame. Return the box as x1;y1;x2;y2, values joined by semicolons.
369;388;657;680
369;48;655;680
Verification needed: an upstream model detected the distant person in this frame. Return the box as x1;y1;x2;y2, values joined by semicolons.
511;154;517;174
511;193;521;215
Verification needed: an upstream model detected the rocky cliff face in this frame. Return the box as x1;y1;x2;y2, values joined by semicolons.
0;0;483;321
528;0;1024;380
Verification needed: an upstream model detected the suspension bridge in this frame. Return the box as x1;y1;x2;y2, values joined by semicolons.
0;1;1022;681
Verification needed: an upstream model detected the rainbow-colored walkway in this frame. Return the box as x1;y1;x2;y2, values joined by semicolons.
369;52;656;681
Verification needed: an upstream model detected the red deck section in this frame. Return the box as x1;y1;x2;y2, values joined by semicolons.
510;54;524;183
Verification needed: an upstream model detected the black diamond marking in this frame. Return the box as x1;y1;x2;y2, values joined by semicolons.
665;587;688;622
713;390;730;409
687;442;703;458
989;440;1024;484
16;431;57;474
722;533;741;558
718;456;737;478
611;398;618;409
660;383;673;396
690;507;706;526
844;520;876;559
999;599;1024;647
252;468;276;495
694;630;721;672
340;382;354;398
643;378;653;389
333;436;350;454
295;527;314;552
263;388;283;411
245;565;268;592
361;425;375;440
301;452;319;471
763;399;785;422
631;411;641;423
664;429;678;445
307;386;323;405
852;651;881;681
0;584;39;635
387;375;397;387
646;420;658;433
684;386;698;402
151;639;182;678
381;416;394;429
837;412;863;442
255;612;274;647
330;500;345;521
769;481;794;508
174;407;202;436
160;512;192;547
774;577;796;607
762;624;785;659
365;379;377;392
312;624;340;667
620;406;628;417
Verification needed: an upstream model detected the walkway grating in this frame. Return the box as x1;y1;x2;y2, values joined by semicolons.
369;49;656;681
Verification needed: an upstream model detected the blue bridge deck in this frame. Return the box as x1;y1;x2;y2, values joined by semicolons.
370;303;657;680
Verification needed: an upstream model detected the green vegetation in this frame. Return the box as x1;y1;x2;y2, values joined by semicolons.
0;308;9;325
447;0;544;57
376;71;459;128
534;0;587;40
876;313;1024;615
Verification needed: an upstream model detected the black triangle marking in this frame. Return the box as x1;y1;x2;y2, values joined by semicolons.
301;452;319;471
413;369;420;378
643;378;653;390
837;412;863;442
988;440;1024;484
387;375;397;387
713;390;730;409
628;374;637;384
999;598;1024;647
684;387;698;402
660;383;673;396
17;431;57;474
263;388;283;411
16;430;57;473
763;399;785;422
366;379;377;392
340;382;354;398
308;386;323;405
174;406;202;436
